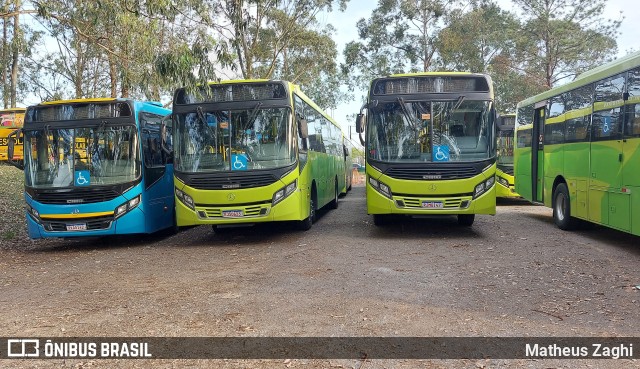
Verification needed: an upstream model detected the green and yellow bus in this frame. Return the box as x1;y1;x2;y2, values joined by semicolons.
169;79;346;231
496;113;520;198
355;72;497;226
0;107;25;162
514;51;640;235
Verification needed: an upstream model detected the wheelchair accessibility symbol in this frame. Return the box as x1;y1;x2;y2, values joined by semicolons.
433;145;450;162
231;154;248;171
74;170;91;186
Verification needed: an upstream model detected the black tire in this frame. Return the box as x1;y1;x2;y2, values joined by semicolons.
553;183;577;230
457;214;475;226
373;214;388;226
297;189;316;231
329;180;339;210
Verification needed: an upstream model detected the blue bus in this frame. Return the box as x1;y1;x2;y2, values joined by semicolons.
8;98;175;239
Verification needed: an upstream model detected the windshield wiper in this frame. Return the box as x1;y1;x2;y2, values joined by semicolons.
196;105;207;125
245;102;263;130
452;95;466;111
397;97;417;128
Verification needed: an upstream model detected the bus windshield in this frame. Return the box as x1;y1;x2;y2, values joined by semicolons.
497;128;514;166
367;99;493;163
24;125;140;188
174;107;296;173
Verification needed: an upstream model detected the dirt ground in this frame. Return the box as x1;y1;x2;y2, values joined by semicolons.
1;165;639;368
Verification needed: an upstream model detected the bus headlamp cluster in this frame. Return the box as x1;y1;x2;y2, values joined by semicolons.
474;176;495;199
115;195;141;219
272;180;297;206
26;204;41;224
369;177;392;199
175;188;195;210
497;176;510;188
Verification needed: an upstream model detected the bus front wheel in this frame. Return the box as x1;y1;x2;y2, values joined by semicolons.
297;190;316;231
457;214;475;226
553;183;576;230
373;214;388;226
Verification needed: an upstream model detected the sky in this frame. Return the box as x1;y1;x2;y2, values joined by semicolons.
324;0;640;144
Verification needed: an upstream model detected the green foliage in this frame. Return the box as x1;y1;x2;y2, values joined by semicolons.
512;0;620;88
342;0;461;92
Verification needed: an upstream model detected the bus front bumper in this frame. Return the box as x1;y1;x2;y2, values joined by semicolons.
25;207;147;239
367;184;496;216
176;190;306;227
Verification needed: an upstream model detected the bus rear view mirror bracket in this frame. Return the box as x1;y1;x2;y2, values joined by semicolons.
7;129;24;170
298;118;308;139
355;114;365;133
160;115;173;163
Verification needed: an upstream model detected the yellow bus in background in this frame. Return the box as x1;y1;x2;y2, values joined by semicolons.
0;107;25;162
496;113;520;198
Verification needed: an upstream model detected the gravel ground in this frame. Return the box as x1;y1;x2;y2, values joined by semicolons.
1;164;639;368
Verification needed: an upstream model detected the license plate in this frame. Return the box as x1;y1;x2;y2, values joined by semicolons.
222;210;243;218
66;223;87;231
421;201;443;209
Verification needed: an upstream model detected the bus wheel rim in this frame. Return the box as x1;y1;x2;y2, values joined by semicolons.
556;193;566;221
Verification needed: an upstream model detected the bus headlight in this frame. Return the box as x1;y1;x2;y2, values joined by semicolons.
474;176;495;199
26;204;41;224
272;179;297;206
175;188;195;210
497;176;510;188
115;195;141;219
369;176;392;198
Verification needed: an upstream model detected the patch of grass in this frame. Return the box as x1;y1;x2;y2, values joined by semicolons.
2;230;16;240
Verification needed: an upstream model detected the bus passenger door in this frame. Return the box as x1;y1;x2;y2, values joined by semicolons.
141;113;174;232
589;74;626;230
531;106;545;203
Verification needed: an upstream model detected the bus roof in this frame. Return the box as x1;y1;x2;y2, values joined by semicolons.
0;107;26;113
39;97;119;105
517;50;640;108
388;71;477;78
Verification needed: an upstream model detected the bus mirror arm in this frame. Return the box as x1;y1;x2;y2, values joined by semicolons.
359;132;365;147
298;118;309;139
160;122;173;160
7;129;24;170
355;113;365;133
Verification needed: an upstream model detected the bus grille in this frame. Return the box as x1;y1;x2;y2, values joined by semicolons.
34;189;121;205
385;166;479;180
201;205;266;218
43;216;113;232
399;197;468;209
188;174;278;190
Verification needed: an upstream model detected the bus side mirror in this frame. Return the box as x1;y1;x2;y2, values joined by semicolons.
7;129;24;170
355;114;364;133
298;118;308;139
160;115;173;163
343;144;349;157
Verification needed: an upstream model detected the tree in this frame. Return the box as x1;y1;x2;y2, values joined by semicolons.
1;0;37;107
437;1;542;110
512;0;621;89
342;0;465;92
204;0;350;110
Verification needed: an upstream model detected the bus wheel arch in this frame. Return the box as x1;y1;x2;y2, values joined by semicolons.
552;180;577;230
297;182;317;231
